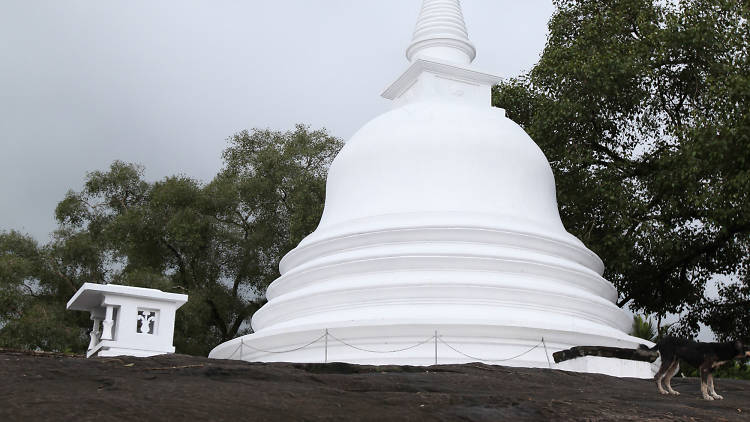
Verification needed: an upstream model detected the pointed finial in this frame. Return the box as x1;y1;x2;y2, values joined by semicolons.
406;0;477;65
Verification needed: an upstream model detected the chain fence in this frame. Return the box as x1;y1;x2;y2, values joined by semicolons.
224;329;554;368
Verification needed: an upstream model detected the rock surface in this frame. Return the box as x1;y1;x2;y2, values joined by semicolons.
1;349;748;421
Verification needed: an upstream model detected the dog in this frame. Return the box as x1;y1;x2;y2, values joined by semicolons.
643;336;750;400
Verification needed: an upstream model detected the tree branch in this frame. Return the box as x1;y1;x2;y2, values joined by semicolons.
655;223;750;280
206;298;229;340
161;239;190;289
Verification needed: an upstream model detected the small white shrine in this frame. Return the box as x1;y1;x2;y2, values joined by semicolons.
67;283;187;358
209;0;654;378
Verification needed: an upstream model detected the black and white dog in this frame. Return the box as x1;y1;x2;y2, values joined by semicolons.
645;336;750;400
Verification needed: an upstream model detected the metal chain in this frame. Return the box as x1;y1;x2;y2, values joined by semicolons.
239;332;327;354
438;337;543;362
228;341;243;359
542;337;552;368
327;332;436;354
229;330;549;365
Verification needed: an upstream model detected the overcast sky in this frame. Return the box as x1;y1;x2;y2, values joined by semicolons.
0;0;555;241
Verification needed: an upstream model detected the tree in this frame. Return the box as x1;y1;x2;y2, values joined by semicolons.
210;124;343;300
1;125;343;355
0;231;93;352
190;124;343;352
493;0;750;340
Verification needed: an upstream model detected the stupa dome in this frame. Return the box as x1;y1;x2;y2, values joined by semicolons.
301;101;579;248
210;0;653;379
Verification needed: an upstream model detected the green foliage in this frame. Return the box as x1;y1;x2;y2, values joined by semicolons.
493;0;750;341
1;125;343;355
679;360;750;381
0;231;89;352
631;315;656;342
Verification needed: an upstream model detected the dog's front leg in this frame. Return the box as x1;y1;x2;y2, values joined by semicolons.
708;373;723;400
655;359;670;395
664;361;680;395
699;366;714;400
656;376;669;395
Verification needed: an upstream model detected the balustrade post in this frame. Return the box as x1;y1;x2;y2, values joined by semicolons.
100;305;114;340
88;318;102;350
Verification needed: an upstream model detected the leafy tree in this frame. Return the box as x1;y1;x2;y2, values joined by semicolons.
493;0;750;340
1;125;342;355
688;276;750;342
211;124;342;301
0;231;91;352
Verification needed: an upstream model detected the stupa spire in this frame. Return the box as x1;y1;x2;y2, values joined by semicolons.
406;0;477;64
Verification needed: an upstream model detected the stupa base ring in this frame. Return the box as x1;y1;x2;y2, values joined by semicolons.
209;323;655;379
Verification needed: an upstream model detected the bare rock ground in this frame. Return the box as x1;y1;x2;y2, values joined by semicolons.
1;349;749;421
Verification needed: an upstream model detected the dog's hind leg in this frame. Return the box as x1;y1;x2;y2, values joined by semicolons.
699;365;713;400
708;373;723;400
664;360;680;395
654;358;671;395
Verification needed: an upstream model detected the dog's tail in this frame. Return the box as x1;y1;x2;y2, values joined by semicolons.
638;343;658;351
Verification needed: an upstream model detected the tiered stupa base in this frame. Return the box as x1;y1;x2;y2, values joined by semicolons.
209;217;654;379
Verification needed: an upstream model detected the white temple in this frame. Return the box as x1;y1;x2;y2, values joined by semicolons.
210;0;654;378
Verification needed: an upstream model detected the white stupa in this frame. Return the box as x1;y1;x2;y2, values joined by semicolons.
210;0;653;378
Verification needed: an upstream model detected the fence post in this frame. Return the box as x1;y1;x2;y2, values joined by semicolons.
434;330;438;365
324;329;328;364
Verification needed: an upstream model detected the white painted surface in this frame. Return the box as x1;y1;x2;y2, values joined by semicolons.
557;356;654;379
209;0;655;378
67;283;187;358
407;0;476;64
